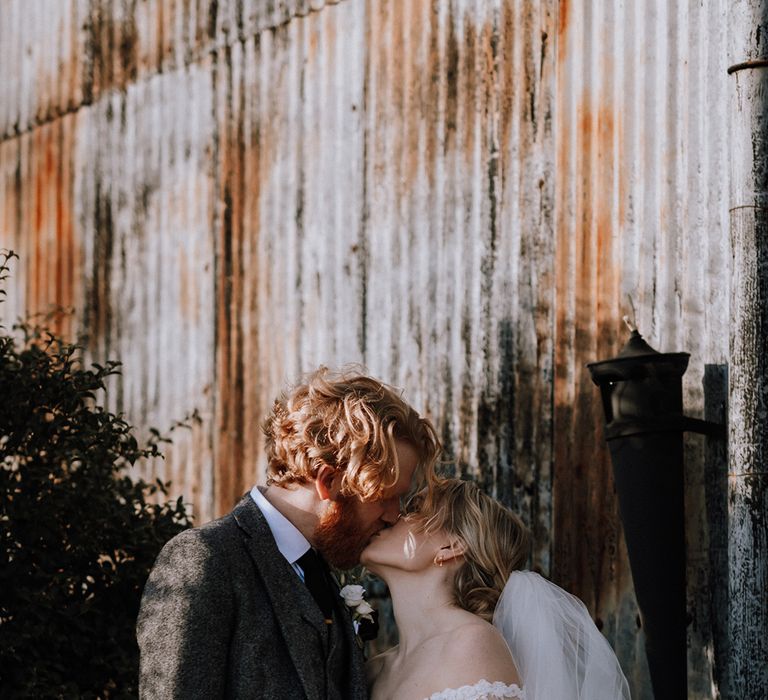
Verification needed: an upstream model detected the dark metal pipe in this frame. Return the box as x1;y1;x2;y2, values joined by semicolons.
606;432;687;698
588;325;724;698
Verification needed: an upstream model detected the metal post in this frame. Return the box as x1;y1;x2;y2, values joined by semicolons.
727;1;768;697
587;330;693;698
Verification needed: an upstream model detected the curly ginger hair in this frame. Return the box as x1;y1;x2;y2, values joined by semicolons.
261;366;440;502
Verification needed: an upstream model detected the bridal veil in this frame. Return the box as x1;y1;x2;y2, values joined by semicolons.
492;571;631;699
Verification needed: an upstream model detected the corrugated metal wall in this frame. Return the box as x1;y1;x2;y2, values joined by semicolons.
554;1;730;696
0;1;736;696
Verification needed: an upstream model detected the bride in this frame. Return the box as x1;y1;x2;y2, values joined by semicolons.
360;478;631;700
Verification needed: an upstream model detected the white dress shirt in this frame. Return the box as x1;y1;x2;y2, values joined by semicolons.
250;485;311;581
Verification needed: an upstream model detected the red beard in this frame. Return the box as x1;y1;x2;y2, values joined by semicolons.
314;497;374;569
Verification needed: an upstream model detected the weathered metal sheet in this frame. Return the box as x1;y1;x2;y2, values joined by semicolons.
0;0;745;695
75;64;218;523
0;1;344;140
358;0;555;573
215;0;553;651
727;1;768;696
205;0;544;524
1;0;93;138
0;62;218;523
554;0;731;696
209;0;369;516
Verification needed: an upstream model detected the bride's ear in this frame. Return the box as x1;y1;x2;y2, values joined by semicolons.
434;540;466;567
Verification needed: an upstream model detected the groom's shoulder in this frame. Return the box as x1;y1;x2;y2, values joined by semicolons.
155;496;255;563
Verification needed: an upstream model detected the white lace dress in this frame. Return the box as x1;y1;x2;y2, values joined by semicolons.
424;679;525;700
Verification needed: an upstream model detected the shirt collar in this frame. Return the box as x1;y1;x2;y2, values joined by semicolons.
250;485;311;565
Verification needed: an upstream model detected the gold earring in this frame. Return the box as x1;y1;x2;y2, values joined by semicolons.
434;556;443;567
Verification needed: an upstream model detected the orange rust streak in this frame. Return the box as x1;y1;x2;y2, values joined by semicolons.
498;1;516;177
55;125;65;334
460;17;477;169
596;105;619;344
21;118;79;339
391;0;407;197
366;1;504;190
558;0;569;41
405;0;424;186
31;127;45;319
214;54;248;516
241;113;263;502
553;90;628;615
421;0;442;182
62;115;78;337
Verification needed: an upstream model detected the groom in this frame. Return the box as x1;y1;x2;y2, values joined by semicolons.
137;367;439;699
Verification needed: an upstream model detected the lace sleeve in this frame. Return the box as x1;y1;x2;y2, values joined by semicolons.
425;679;525;700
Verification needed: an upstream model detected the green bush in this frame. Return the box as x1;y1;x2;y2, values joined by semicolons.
0;251;193;698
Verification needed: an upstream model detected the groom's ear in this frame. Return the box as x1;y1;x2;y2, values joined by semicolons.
314;465;341;501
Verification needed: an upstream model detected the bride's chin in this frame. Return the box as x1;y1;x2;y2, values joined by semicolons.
359;550;379;573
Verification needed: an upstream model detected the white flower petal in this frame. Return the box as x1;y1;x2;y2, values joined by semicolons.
340;584;366;605
356;601;374;616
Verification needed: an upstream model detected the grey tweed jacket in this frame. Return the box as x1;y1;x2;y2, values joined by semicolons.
136;495;368;699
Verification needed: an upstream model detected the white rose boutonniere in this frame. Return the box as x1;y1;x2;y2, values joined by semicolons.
339;584;375;623
335;570;379;648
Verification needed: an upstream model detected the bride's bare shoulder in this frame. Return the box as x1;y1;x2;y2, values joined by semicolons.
436;620;521;687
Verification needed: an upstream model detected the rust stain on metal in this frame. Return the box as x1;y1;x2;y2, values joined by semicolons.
553;95;629;620
497;1;517;164
404;1;426;185
421;0;442;179
22;117;80;340
215;45;248;516
212;39;275;515
364;2;495;190
558;0;569;41
550;0;633;646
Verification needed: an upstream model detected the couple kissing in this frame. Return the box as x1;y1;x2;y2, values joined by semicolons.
137;367;629;700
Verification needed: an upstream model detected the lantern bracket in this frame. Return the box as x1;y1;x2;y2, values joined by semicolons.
604;415;726;441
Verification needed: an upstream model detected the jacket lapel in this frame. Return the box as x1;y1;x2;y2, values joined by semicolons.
232;496;327;700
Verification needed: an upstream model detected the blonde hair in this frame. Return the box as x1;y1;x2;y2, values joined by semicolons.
413;478;531;621
262;366;440;501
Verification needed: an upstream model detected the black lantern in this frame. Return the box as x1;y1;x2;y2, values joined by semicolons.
587;319;723;699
